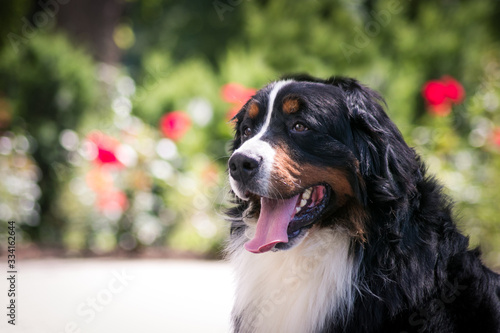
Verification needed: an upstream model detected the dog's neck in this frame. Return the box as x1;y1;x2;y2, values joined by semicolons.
228;226;358;333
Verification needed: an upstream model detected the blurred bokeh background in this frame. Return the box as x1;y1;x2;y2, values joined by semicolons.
1;0;500;266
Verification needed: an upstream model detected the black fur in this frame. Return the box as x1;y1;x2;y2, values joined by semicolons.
227;75;500;332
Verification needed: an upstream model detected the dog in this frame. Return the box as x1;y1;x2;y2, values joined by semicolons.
225;74;500;333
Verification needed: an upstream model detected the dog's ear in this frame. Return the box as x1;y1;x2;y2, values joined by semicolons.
328;77;419;202
328;77;388;174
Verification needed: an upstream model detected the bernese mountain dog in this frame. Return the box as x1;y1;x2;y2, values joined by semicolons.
225;75;500;333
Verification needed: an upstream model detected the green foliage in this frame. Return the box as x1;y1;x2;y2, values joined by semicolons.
125;0;500;263
0;0;499;263
0;33;99;243
0;1;32;50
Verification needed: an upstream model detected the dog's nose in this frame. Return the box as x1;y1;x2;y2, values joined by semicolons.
229;153;261;182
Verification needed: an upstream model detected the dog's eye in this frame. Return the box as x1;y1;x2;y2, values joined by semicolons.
292;122;308;133
242;126;252;138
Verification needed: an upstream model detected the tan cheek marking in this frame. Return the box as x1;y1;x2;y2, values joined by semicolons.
301;166;354;200
270;144;355;199
282;97;300;114
270;144;302;194
269;143;367;242
300;166;367;242
248;101;259;119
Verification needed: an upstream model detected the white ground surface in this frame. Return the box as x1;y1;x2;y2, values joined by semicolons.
0;259;234;333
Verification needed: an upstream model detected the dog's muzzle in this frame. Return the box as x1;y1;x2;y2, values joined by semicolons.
228;152;262;183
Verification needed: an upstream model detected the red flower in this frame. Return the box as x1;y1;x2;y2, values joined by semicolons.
423;81;447;106
96;189;129;212
422;76;465;116
159;111;191;141
442;76;465;103
97;147;119;164
492;128;500;148
87;131;123;167
221;83;256;120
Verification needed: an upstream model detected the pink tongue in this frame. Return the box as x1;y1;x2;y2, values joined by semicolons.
244;195;300;253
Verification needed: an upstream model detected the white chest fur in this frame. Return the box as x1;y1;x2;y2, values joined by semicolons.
228;227;357;333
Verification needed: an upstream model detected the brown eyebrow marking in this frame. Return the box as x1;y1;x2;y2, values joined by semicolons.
282;95;301;114
248;101;260;119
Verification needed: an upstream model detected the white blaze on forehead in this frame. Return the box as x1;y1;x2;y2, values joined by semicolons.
230;80;292;199
257;80;292;139
240;80;292;145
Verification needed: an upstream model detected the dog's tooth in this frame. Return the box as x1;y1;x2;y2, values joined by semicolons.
295;207;301;214
300;199;307;207
302;188;312;200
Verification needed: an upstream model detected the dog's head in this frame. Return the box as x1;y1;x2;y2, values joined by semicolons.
228;75;417;253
